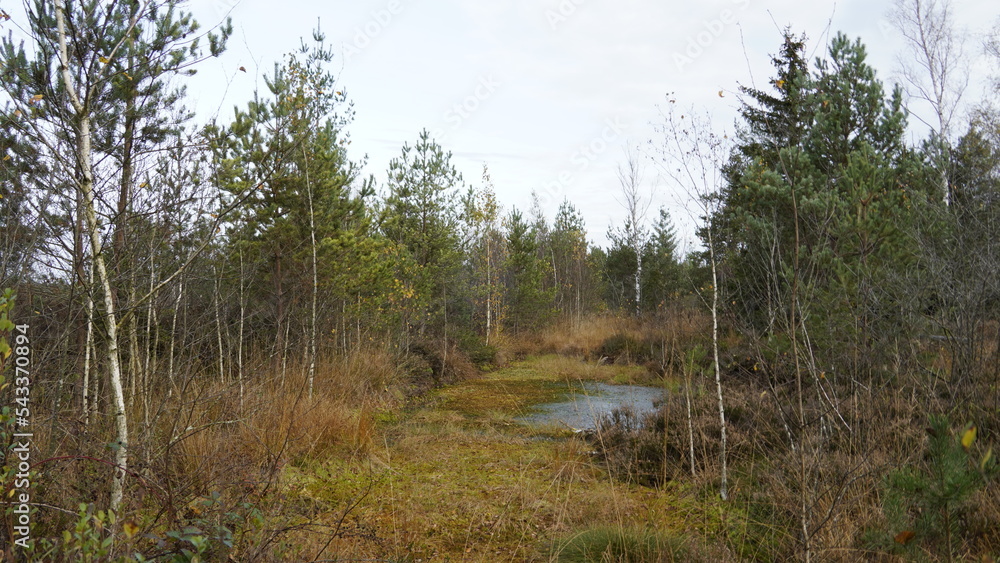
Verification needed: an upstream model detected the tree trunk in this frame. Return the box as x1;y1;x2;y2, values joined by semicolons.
238;249;245;410
167;277;184;397
789;180;811;562
304;147;318;399
214;265;225;384
82;259;95;425
485;238;492;346
635;251;642;317
55;0;129;514
142;248;156;428
707;227;727;501
684;350;697;477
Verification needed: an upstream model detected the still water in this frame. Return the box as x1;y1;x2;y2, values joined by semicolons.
517;381;665;431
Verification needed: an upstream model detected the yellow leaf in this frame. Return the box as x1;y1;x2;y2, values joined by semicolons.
29;94;43;103
122;520;139;539
776;79;785;89
981;447;993;471
99;56;109;64
962;426;977;449
2;155;10;161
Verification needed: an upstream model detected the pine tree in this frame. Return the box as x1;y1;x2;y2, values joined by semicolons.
211;28;367;369
504;209;555;333
381;129;463;342
550;200;590;321
640;207;681;313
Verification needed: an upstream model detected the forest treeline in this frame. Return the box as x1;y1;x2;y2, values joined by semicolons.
0;1;998;561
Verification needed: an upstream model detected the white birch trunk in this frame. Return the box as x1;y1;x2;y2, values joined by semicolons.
167;278;183;397
304;147;318;399
83;260;95;425
213;266;225;384
238;249;245;410
55;0;130;513
707;228;728;501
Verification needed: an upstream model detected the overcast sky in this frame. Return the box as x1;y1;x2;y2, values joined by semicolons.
181;1;994;248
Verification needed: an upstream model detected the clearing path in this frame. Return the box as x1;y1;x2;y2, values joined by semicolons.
288;355;707;561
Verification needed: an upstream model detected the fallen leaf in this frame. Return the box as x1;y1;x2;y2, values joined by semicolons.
894;530;915;545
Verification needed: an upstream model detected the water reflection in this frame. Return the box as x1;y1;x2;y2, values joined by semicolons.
517;381;665;431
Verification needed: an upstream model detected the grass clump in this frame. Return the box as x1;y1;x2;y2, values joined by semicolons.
552;526;694;562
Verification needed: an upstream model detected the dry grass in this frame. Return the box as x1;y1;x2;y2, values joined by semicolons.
18;346;410;560
507;313;706;360
165;347;403;489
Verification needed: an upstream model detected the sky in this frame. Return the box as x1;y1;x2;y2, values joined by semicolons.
94;1;1000;249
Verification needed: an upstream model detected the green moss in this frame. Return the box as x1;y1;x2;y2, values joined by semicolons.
551;526;693;562
287;355;705;560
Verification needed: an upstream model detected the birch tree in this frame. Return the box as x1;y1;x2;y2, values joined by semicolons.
614;144;650;318
0;0;229;514
889;0;969;203
52;0;137;515
461;166;505;345
651;98;730;501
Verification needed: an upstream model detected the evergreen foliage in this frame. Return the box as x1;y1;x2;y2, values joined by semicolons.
876;416;997;560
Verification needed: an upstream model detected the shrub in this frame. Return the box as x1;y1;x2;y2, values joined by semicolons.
591;405;684;487
597;333;661;365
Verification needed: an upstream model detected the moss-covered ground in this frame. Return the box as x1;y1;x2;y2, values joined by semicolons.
278;355;724;561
